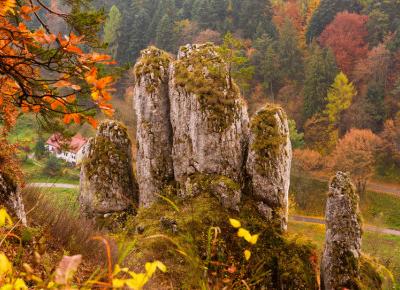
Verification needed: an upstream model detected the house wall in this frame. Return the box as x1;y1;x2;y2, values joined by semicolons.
45;144;77;164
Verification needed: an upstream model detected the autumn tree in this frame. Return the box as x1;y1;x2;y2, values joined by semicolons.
304;113;337;154
0;0;114;181
379;116;400;168
324;72;357;126
306;0;362;42
319;12;369;76
330;129;382;194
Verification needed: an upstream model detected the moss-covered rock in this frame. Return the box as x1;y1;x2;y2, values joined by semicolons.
321;172;363;289
180;173;241;211
134;47;174;207
173;43;241;131
246;104;292;232
121;190;319;289
79;120;138;217
134;46;172;93
169;44;249;201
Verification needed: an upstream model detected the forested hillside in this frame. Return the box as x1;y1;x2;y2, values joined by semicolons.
92;0;400;182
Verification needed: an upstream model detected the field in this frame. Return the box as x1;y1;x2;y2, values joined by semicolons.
289;221;400;285
291;174;400;230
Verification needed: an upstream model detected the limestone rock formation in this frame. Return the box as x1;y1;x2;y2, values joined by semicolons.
0;172;26;225
134;47;174;207
168;44;249;209
321;172;362;290
79;120;137;217
246;105;292;231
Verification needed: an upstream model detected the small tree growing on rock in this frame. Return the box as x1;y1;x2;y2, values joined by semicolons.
329;129;382;194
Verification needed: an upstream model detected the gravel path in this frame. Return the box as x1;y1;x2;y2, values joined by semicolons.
27;183;79;189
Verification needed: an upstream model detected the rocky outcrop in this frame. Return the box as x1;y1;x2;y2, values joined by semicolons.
168;44;249;209
79;120;137;217
0;172;26;225
321;172;362;290
246;105;291;231
134;47;174;207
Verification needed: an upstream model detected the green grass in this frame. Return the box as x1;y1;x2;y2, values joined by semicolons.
21;157;80;184
25;186;80;213
288;221;400;285
291;174;400;230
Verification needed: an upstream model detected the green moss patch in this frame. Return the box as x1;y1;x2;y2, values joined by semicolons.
174;44;241;131
120;190;319;289
250;104;288;176
134;46;172;93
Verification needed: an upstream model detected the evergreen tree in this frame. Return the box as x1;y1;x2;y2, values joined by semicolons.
365;83;386;132
217;33;254;94
155;14;176;52
324;72;357;125
103;5;122;58
277;19;304;82
253;34;281;100
117;0;151;63
193;0;212;29
306;0;362;43
236;0;276;39
303;43;338;120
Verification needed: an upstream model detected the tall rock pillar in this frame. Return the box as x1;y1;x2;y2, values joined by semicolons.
246;105;292;231
79;120;137;217
168;44;249;210
134;47;174;207
321;172;362;290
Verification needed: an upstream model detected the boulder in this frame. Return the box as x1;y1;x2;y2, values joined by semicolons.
79;120;137;217
246;104;292;232
0;172;26;225
169;44;249;209
134;47;174;207
321;172;362;290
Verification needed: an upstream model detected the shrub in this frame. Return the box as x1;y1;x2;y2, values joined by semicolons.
42;156;63;177
293;149;323;172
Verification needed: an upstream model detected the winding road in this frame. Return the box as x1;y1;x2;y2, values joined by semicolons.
290;215;400;237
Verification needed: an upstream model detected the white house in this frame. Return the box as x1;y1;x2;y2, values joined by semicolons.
45;133;88;165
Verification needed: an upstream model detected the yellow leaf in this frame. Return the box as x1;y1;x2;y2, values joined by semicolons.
249;234;259;245
155;261;167;273
244;250;251;261
13;278;28;290
237;228;251;242
0;252;12;277
0;208;13;227
229;218;241;229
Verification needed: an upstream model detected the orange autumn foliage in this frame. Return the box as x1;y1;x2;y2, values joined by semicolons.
0;0;114;182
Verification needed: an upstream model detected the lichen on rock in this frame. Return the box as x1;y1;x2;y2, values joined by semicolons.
321;171;362;290
134;47;174;207
0;172;26;225
246;104;292;232
169;44;249;210
79;120;138;217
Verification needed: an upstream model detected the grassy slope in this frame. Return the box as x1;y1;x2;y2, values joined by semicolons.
289;221;400;285
291;174;400;230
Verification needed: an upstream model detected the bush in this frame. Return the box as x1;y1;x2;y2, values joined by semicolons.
42;155;63;177
293;149;323;172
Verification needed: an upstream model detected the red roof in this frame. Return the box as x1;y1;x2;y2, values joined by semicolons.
46;133;87;154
